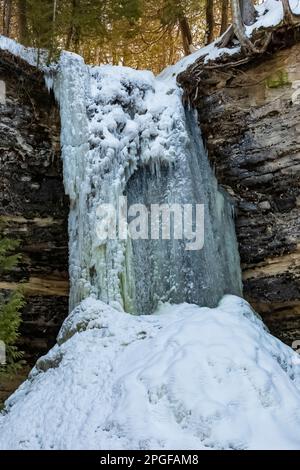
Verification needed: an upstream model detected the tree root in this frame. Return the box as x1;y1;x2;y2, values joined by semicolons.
216;1;299;58
216;25;234;49
282;0;300;25
178;0;300;106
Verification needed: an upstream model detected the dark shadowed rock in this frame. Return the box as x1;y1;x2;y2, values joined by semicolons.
0;52;69;381
179;43;300;345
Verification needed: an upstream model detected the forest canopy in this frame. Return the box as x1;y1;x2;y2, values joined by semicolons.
0;1;261;73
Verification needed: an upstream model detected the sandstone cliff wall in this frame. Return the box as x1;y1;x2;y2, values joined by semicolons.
0;54;69;369
180;44;300;344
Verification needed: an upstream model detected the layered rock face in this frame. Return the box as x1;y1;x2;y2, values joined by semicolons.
0;53;69;368
179;44;300;345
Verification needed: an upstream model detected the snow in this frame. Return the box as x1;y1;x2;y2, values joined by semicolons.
1;295;300;450
0;35;48;68
247;0;300;36
158;41;240;82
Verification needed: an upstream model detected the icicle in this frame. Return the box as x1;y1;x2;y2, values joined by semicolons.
51;53;242;314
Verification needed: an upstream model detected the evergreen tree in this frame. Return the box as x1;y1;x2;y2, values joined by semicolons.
0;234;25;379
0;237;20;272
0;0;260;73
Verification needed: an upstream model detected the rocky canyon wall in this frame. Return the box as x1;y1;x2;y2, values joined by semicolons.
0;51;69;376
1;40;300;406
179;43;300;345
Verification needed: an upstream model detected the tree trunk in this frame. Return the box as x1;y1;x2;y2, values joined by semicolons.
179;16;193;55
53;0;57;24
231;0;247;44
282;0;294;23
3;0;12;37
66;0;81;53
231;0;271;54
17;0;28;44
220;0;229;34
206;0;214;44
282;0;300;24
239;0;256;26
231;0;258;52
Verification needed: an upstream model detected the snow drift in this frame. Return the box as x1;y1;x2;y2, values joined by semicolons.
1;295;300;450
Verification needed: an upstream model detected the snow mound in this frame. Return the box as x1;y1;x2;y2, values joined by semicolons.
1;295;300;450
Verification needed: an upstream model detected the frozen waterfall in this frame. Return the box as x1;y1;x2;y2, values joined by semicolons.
4;35;300;452
52;52;242;313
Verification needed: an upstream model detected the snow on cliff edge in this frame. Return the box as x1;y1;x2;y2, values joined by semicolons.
1;295;300;450
0;35;46;67
2;0;300;81
159;0;300;80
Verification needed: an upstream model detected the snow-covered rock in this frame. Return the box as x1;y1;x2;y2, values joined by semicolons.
160;0;300;80
0;35;50;68
1;295;300;450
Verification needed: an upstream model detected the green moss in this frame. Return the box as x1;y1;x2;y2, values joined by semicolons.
266;70;291;89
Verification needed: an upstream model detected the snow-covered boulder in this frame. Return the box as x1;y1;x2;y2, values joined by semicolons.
1;295;300;450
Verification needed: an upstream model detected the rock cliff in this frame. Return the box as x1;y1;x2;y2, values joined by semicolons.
179;43;300;344
0;51;69;372
1;39;300;404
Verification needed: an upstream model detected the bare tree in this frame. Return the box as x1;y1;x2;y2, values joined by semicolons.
239;0;256;26
220;0;229;34
179;15;193;55
3;0;12;37
231;0;271;53
282;0;300;24
17;0;28;44
231;0;251;50
206;0;214;44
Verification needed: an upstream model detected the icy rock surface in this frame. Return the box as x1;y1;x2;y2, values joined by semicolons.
125;108;242;312
0;35;48;67
52;54;242;312
1;295;300;450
